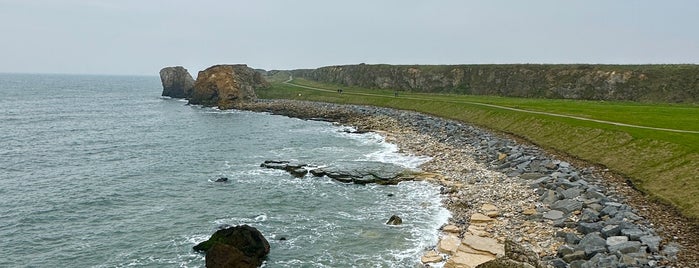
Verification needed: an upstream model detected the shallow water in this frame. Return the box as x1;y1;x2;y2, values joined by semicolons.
0;74;449;267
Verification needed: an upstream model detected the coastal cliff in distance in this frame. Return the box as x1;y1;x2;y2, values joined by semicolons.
159;64;270;109
290;64;699;103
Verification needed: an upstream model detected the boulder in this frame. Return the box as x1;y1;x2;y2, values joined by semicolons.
193;225;270;267
206;243;256;268
386;215;402;225
190;64;269;109
160;66;195;98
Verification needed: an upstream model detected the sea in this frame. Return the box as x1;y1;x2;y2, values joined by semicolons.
0;73;449;267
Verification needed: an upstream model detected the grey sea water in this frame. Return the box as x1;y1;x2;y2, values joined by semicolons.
0;74;449;267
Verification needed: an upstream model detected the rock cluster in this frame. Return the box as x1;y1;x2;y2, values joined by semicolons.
160;66;195;98
260;160;432;185
193;225;270;268
190;64;269;109
239;100;683;267
159;64;270;109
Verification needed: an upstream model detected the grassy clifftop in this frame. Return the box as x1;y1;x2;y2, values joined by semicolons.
290;64;699;103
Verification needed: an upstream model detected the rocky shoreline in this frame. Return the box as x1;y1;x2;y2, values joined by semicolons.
236;99;698;267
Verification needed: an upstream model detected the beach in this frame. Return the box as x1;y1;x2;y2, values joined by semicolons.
240;99;697;267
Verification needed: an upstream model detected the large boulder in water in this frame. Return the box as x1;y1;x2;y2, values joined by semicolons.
159;66;195;98
190;64;270;109
193;225;270;267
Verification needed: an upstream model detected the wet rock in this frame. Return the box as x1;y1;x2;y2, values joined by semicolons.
193;225;270;268
215;177;229;182
386;215;402;225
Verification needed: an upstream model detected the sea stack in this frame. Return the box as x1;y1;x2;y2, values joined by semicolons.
159;66;195;98
189;64;270;109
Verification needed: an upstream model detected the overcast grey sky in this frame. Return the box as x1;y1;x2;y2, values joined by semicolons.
1;0;697;75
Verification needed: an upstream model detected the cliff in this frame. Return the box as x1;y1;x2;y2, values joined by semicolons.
184;64;269;109
291;64;699;103
160;66;195;98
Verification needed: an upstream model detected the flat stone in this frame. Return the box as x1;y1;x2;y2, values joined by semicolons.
461;234;505;256
560;187;582;199
577;222;601;234
522;208;537;216
640;235;662;253
601;225;621;238
470;213;495;223
442;224;461;234
468;224;488;237
421;250;443;263
608;241;642;254
606;236;629;247
578;232;607;257
621;228;645;241
579;208;600;222
438;235;461;254
481;203;500;217
445;250;495;268
540;189;559;205
543;210;565;220
551;199;583;214
562;250;587;263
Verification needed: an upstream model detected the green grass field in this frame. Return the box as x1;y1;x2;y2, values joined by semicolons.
257;78;699;221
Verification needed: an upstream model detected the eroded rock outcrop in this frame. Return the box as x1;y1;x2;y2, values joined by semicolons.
260;160;433;185
190;64;269;109
160;66;195;98
193;225;270;268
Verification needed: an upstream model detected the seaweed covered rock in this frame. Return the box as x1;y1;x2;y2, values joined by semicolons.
190;64;269;109
193;225;270;267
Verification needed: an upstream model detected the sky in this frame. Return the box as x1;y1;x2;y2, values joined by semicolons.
1;0;698;75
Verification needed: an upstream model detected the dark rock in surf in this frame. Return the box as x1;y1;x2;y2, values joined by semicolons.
386;215;403;225
215;177;229;182
160;66;195;98
193;225;270;268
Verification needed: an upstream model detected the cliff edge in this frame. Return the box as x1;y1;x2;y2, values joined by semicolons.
291;64;699;103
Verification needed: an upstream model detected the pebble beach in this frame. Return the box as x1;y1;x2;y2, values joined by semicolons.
240;99;696;267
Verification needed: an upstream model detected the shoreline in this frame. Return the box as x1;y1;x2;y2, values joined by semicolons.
239;99;696;267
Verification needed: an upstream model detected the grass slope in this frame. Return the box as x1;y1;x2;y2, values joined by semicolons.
257;78;699;221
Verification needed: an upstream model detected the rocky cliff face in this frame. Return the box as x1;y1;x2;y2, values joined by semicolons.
291;64;699;103
160;66;195;98
189;64;270;109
